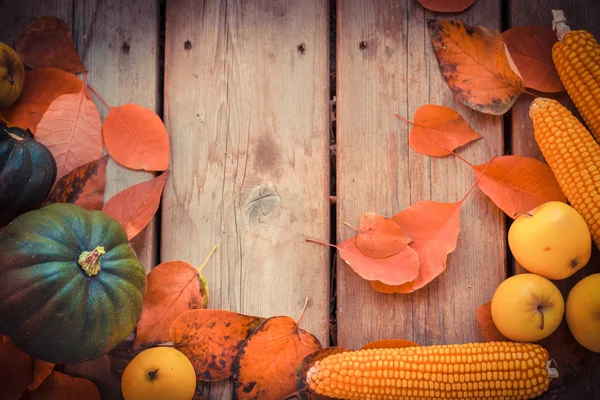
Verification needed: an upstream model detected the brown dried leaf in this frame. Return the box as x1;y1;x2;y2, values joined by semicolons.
294;347;350;400
42;155;108;210
27;359;55;391
15;16;85;73
417;0;477;13
170;309;266;382
0;335;32;400
133;260;210;350
232;316;322;400
20;371;100;400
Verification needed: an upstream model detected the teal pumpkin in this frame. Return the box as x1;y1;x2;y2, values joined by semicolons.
0;203;147;363
0;122;57;226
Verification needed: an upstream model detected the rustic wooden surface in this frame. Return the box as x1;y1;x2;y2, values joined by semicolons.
162;0;330;397
509;0;600;398
1;0;600;399
336;0;505;349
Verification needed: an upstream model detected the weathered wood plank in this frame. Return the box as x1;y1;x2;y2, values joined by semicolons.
0;1;72;46
509;0;600;398
336;1;506;349
65;0;160;398
163;0;330;398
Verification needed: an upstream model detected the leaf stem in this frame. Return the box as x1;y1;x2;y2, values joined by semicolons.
198;245;218;273
86;84;112;109
522;89;539;98
393;112;415;126
461;155;496;203
441;145;474;167
342;221;360;232
305;237;340;250
296;297;309;326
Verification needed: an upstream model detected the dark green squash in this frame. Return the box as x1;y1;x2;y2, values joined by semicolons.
0;122;57;227
0;203;147;363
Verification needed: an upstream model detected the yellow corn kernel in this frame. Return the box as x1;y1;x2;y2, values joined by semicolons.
552;11;600;142
529;97;600;249
306;342;555;400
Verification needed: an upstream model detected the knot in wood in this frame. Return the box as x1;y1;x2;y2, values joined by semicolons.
245;182;281;224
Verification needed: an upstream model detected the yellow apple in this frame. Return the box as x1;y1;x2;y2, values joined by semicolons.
121;346;197;400
491;273;564;342
508;201;591;280
0;42;25;108
566;273;600;352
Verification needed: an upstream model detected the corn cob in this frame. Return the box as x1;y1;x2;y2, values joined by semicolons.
529;97;600;249
306;342;557;400
551;10;600;143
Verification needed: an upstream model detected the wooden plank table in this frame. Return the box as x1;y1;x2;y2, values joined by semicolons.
0;0;599;399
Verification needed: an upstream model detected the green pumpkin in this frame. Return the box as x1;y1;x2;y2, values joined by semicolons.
0;203;147;363
0;122;57;227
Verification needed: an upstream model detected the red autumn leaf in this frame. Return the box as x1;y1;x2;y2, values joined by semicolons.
0;68;91;133
102;172;169;240
355;212;412;259
469;155;566;218
170;309;266;382
294;347;350;400
502;26;564;93
88;85;170;171
417;0;477;13
361;340;421;350
475;302;509;342
232;315;321;400
14;16;85;73
0;335;32;400
338;237;420;285
35;78;103;181
27;359;55;391
427;19;524;115
42;155;108;210
20;371;100;400
395;105;482;157
134;248;216;349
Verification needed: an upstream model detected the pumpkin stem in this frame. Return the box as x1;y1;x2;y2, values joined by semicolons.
78;246;105;277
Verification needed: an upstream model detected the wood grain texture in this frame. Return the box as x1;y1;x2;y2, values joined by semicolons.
71;0;160;272
509;1;600;398
63;0;160;398
335;0;506;349
163;0;330;398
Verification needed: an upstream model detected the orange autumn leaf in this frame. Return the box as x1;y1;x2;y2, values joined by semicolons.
42;155;108;210
469;155;566;218
338;237;420;285
361;339;421;350
103;172;169;240
88;85;170;171
15;16;85;73
27;359;55;391
502;26;563;93
170;309;266;382
0;68;90;133
20;371;100;400
133;249;216;349
355;212;412;259
427;19;524;115
417;0;477;13
395;105;481;157
377;162;490;294
34;78;103;181
373;200;463;293
475;302;509;342
0;335;32;400
232;315;321;400
294;347;350;400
